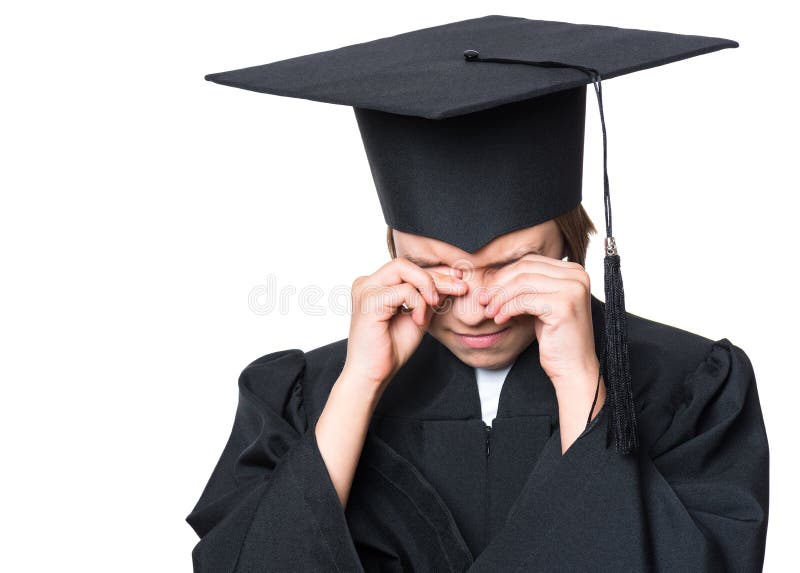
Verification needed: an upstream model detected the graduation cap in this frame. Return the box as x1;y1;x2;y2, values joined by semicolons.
205;15;738;454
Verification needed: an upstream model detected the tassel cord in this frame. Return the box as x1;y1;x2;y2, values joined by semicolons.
463;50;638;453
586;335;606;430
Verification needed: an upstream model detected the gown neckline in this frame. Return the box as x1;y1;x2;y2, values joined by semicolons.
358;294;610;568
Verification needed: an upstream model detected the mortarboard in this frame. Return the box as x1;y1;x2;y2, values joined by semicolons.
204;15;738;454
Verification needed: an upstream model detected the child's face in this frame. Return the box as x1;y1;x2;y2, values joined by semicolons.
392;220;566;370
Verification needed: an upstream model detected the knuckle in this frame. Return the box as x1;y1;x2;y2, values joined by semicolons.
514;273;537;294
567;279;588;298
351;276;367;297
391;286;409;306
362;283;388;302
393;283;413;301
395;256;414;270
396;283;414;297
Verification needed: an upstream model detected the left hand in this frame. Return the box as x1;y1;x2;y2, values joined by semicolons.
479;254;600;388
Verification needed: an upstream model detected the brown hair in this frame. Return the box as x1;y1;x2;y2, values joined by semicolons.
553;203;597;266
386;203;597;266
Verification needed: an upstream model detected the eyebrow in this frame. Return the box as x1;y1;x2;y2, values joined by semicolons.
403;247;543;269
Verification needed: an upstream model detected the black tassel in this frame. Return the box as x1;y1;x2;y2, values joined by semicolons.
463;49;640;453
604;239;638;453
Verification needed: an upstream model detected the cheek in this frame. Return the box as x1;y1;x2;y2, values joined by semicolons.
428;295;464;330
506;313;536;331
428;302;449;327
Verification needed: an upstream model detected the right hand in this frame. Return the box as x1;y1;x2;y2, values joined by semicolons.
342;257;467;391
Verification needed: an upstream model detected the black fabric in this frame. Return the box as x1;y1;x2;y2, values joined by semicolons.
186;295;769;571
203;16;738;445
458;51;640;452
204;15;737;120
353;86;586;253
604;250;639;453
204;15;737;255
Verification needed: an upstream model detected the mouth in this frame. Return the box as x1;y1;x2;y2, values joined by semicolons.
454;327;510;349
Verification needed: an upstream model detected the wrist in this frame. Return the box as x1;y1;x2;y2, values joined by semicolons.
552;364;607;454
549;357;601;394
336;367;386;407
552;361;605;418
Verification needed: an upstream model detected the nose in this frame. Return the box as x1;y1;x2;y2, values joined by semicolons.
448;267;495;328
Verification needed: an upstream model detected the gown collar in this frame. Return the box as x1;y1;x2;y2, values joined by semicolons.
360;293;610;569
374;293;606;421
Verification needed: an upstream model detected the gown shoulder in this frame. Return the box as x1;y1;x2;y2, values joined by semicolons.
186;340;364;573
187;322;769;571
622;309;764;449
470;308;769;572
238;338;349;424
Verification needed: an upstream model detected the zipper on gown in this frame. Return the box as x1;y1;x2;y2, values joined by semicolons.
484;422;492;548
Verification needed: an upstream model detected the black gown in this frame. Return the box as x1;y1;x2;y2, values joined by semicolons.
186;294;769;572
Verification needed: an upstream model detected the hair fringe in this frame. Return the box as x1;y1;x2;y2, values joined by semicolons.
386;204;596;265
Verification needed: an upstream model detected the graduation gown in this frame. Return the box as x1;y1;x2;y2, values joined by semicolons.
186;294;769;572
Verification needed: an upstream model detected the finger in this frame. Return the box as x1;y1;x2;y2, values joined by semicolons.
492;290;559;325
427;269;469;296
412;296;433;326
362;283;424;322
492;288;589;325
396;283;435;327
486;256;587;287
480;259;589;304
517;252;586;270
484;273;560;317
391;283;424;312
369;257;441;306
484;274;587;317
394;284;430;325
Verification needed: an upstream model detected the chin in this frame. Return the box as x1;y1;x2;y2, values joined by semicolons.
462;352;517;370
455;345;518;369
440;326;531;370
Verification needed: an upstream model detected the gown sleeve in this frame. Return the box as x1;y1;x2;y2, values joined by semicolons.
639;339;770;571
185;349;364;573
484;338;769;573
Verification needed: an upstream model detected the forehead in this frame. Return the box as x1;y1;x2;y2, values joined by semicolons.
393;222;557;266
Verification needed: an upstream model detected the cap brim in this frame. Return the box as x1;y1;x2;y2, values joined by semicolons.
204;14;737;119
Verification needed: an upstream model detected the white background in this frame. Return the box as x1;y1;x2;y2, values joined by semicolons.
1;2;794;571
